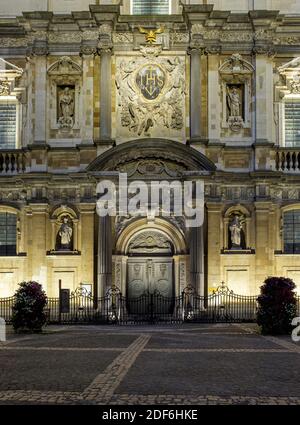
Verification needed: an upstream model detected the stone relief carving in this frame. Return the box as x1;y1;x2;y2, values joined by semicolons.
48;32;82;44
191;25;253;43
274;36;300;45
0;37;29;47
205;185;255;201
128;231;172;254
0;59;23;99
115;48;186;139
115;159;184;178
48;56;82;76
170;32;189;44
0;81;10;96
82;30;99;41
290;73;300;94
112;32;134;44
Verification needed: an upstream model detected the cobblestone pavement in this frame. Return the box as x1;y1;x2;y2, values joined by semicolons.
0;323;299;405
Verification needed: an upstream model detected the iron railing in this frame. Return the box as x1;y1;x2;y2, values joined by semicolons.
1;284;300;325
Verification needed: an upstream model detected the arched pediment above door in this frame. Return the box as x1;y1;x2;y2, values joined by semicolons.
87;139;216;177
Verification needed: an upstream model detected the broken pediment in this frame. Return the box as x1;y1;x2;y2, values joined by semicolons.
47;56;82;76
0;58;23;97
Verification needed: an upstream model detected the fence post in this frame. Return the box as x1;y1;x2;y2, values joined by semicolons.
182;291;185;322
0;317;6;342
58;279;62;324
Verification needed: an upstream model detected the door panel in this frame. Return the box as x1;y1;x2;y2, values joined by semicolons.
127;257;173;298
152;259;173;297
127;259;148;298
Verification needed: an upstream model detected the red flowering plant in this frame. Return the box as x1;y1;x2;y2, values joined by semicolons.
257;277;297;335
12;281;47;332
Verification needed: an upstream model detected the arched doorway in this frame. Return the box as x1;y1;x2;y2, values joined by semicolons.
87;138;216;299
127;229;174;299
115;217;187;301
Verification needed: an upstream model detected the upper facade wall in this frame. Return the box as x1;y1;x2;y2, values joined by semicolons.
1;2;300;175
1;1;300;16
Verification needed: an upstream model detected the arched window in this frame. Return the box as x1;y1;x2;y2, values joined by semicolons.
131;0;171;15
283;210;300;253
0;212;17;256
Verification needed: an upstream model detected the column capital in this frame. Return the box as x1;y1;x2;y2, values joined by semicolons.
97;43;113;55
253;45;276;58
80;45;98;56
31;44;49;56
188;43;206;55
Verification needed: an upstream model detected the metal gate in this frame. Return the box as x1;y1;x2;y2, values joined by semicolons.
1;283;300;325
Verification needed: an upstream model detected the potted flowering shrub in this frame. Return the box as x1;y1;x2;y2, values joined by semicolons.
257;277;297;335
12;281;47;333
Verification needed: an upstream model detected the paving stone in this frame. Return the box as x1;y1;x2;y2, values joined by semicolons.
0;325;299;405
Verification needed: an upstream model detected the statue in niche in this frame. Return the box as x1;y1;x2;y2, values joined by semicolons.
229;215;245;249
227;86;241;117
56;216;73;251
58;86;74;128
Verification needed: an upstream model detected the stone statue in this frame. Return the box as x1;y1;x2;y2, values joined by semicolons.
227;86;241;117
57;216;73;250
58;87;74;128
229;215;242;248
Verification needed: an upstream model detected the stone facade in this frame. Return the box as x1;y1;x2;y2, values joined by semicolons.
1;2;300;298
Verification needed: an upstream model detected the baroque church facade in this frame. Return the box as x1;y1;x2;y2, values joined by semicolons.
1;0;300;299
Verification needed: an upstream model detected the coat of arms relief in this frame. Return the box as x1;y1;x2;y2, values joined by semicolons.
115;46;186;140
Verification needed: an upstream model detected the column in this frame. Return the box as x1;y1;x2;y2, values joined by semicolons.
80;205;95;286
255;54;273;144
99;47;112;141
33;54;47;144
81;52;95;144
208;54;221;143
28;204;48;292
97;215;112;298
254;202;272;289
189;225;205;296
189;46;203;141
206;203;221;292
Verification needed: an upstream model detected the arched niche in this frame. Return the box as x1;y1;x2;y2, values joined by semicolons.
49;205;79;253
223;205;252;251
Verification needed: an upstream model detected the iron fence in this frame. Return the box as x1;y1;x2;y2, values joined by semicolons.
1;284;300;325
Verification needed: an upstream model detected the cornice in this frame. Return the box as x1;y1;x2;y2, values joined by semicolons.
0;5;299;55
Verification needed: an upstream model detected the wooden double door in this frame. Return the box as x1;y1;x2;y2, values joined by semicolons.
127;257;174;299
